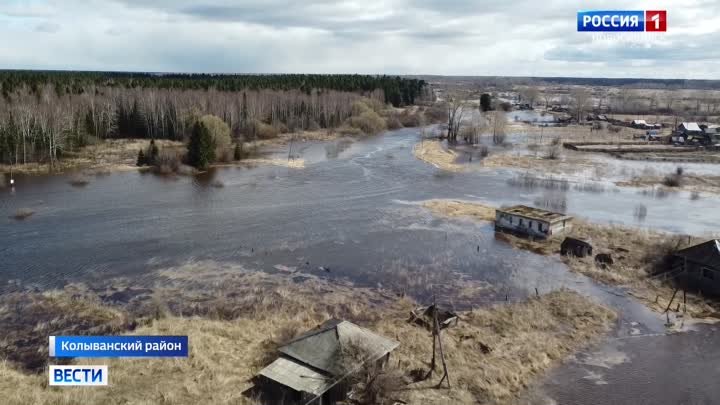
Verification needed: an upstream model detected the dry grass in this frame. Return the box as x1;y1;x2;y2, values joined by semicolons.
617;175;720;195
0;261;615;405
0;139;185;176
375;290;615;405
413;141;466;172
11;208;35;220
422;199;720;319
481;150;595;176
231;157;306;169
422;199;495;222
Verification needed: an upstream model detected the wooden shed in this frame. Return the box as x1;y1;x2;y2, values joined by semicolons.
253;319;399;405
561;237;593;258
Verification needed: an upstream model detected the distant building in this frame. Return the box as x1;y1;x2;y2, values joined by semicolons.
631;119;648;129
670;240;720;297
252;319;399;405
704;125;720;146
495;205;573;239
678;122;702;135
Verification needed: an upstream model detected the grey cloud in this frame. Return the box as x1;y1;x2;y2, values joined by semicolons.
35;21;61;33
545;36;720;62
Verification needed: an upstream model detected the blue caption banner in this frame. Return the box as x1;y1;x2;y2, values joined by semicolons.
49;335;189;358
577;10;645;32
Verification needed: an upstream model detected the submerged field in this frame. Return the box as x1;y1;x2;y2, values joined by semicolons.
0;262;615;405
422;199;720;321
4;124;720;404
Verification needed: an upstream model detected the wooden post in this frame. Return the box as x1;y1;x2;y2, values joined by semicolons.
435;312;451;388
663;287;679;313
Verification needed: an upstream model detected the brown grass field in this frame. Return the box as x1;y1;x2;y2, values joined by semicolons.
0;262;615;405
422;199;720;320
413;140;467;172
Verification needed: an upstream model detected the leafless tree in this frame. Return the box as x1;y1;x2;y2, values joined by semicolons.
520;86;540;107
571;88;592;122
446;94;467;142
491;110;507;145
542;91;553;109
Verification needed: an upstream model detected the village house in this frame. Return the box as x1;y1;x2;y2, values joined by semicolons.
631;119;648;129
669;240;720;297
673;122;704;144
495;205;573;239
252;319;399;405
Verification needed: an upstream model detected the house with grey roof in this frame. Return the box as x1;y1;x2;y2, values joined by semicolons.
495;205;573;239
252;319;399;405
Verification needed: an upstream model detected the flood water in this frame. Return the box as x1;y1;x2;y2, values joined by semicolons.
1;127;719;404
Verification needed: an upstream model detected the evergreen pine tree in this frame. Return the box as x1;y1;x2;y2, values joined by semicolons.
480;93;492;112
233;143;242;161
148;139;159;165
136;149;146;166
187;121;215;170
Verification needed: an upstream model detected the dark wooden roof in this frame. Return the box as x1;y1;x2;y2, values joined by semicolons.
675;240;720;269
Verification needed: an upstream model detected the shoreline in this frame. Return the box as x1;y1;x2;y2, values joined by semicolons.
0;130;344;177
421;199;720;321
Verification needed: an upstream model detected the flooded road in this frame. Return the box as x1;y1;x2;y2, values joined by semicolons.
2;127;719;404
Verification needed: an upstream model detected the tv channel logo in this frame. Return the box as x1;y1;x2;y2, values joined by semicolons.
49;365;108;386
577;10;666;32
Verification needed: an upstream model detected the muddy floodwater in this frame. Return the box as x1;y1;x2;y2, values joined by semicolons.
2;127;719;404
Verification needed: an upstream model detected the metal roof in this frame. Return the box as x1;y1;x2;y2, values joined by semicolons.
278;319;399;376
680;122;702;132
675;240;720;269
258;357;333;396
496;205;572;224
257;320;399;398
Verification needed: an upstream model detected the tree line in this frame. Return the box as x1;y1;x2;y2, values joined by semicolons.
0;73;428;166
0;71;426;107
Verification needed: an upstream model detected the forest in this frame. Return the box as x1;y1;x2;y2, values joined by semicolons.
0;71;427;166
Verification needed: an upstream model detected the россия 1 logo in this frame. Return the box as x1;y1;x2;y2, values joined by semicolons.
577;10;666;32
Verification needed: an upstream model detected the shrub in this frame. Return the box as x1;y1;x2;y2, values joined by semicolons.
307;119;321;131
154;149;182;174
398;110;421;127
385;115;403;130
424;104;447;123
545;145;561;160
147;139;159;165
348;113;386;135
199;115;232;150
608;125;622;133
251;120;279;139
274;122;289;134
662;173;682;187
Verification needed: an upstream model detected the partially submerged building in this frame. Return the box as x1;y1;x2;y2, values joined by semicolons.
495;205;573;239
253;319;399;405
670;240;720;297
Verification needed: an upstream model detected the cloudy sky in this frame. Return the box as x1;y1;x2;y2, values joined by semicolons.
0;0;718;79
